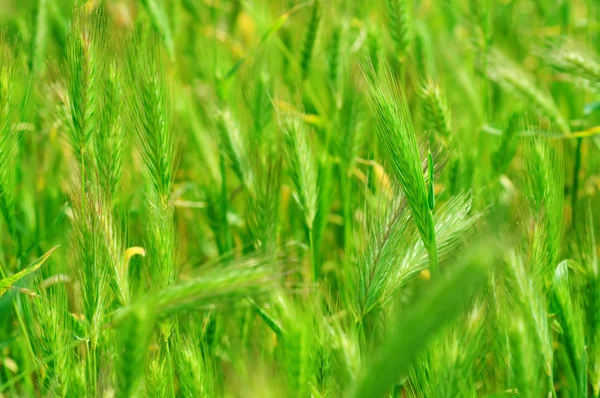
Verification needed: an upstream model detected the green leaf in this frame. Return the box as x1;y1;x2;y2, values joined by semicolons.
427;150;435;210
0;246;58;297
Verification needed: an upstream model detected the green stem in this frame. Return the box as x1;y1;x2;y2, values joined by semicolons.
80;148;85;211
166;336;177;398
427;210;439;278
86;339;97;396
219;154;233;254
310;227;319;282
342;170;353;263
399;59;407;90
572;138;582;225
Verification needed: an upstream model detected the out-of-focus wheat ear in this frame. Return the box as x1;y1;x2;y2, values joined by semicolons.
384;0;413;61
115;303;155;398
505;250;554;390
174;333;216;397
523;137;564;287
228;0;242;32
29;0;49;72
281;116;318;226
487;49;570;134
279;300;315;398
508;317;539;396
246;153;282;253
149;251;285;318
139;0;175;61
538;37;600;92
21;269;76;397
300;0;321;81
216;108;253;190
367;27;381;75
419;78;452;144
326;24;341;91
491;113;521;176
250;73;274;139
311;159;334;277
336;81;363;264
281;115;319;278
576;201;600;395
362;64;439;277
414;23;434;79
285;322;313;397
551;260;586;397
0;36;29;256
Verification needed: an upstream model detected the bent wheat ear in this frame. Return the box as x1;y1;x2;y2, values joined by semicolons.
362;65;439;277
487;49;570;134
150;252;282;316
538;37;600;92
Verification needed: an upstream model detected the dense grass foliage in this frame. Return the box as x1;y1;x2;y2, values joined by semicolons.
1;0;600;396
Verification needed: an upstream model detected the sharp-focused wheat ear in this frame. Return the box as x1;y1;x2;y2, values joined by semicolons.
65;7;107;162
124;30;176;289
362;63;439;278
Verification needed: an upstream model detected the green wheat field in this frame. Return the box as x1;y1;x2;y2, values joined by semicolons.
1;0;600;396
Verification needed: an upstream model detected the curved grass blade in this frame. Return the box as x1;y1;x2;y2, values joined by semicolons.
0;246;59;297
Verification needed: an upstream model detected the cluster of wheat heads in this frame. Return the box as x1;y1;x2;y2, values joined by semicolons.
1;0;600;397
